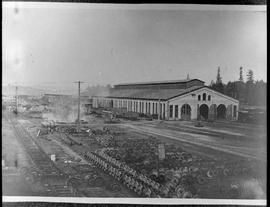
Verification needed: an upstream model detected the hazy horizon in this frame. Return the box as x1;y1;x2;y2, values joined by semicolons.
3;3;267;87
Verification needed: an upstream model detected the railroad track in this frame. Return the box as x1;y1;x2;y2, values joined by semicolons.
14;115;134;197
9;117;61;176
4;113;76;196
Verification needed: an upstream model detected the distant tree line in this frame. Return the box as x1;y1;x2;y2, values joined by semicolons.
209;67;266;107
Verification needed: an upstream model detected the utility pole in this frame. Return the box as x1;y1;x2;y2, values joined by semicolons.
74;81;84;132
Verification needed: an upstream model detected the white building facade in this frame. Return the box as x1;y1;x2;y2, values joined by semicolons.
167;87;239;121
92;79;239;121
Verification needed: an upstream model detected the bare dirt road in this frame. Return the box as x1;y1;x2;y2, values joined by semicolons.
120;121;266;162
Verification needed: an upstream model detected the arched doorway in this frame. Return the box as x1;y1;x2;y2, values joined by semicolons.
199;104;209;120
181;104;191;120
217;104;226;119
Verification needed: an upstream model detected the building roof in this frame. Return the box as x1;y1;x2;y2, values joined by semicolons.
115;79;204;87
94;85;204;101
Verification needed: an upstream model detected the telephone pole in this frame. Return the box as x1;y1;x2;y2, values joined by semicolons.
74;81;84;132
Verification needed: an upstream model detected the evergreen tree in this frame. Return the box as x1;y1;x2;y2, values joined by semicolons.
245;70;255;105
222;69;265;107
247;70;254;83
214;67;224;93
216;67;222;84
239;67;244;82
254;80;266;106
224;81;233;97
209;68;225;94
235;80;245;103
225;81;237;99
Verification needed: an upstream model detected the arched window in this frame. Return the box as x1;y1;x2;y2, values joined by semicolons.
198;95;201;101
208;95;211;101
203;93;206;101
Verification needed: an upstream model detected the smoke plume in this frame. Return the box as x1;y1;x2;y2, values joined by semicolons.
42;97;87;122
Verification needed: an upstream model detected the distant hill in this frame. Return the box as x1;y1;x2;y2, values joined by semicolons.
2;84;79;96
2;84;111;97
2;85;46;96
32;84;78;95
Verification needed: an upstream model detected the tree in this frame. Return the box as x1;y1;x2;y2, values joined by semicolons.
221;68;265;107
253;80;266;106
225;81;235;98
216;67;222;84
235;80;245;103
239;67;244;82
245;70;255;105
209;68;225;94
214;67;224;93
247;70;254;83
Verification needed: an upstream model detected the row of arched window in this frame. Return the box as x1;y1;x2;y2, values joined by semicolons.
198;93;211;101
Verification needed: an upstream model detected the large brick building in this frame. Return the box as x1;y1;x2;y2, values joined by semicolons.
92;78;239;121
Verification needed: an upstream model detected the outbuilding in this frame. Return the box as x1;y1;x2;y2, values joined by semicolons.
92;79;239;121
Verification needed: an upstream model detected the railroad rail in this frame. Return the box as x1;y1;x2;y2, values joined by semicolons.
8;115;62;176
4;113;77;196
6;113;131;197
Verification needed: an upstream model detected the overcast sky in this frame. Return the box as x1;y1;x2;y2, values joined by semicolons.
2;3;266;87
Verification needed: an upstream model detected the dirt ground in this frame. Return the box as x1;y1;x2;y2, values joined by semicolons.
2;119;36;196
109;123;266;199
2;112;266;199
2;113;136;197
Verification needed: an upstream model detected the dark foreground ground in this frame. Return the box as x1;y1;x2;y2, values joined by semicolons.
2;111;266;199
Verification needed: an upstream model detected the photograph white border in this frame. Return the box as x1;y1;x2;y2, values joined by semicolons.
2;196;268;205
2;1;266;205
3;1;267;11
